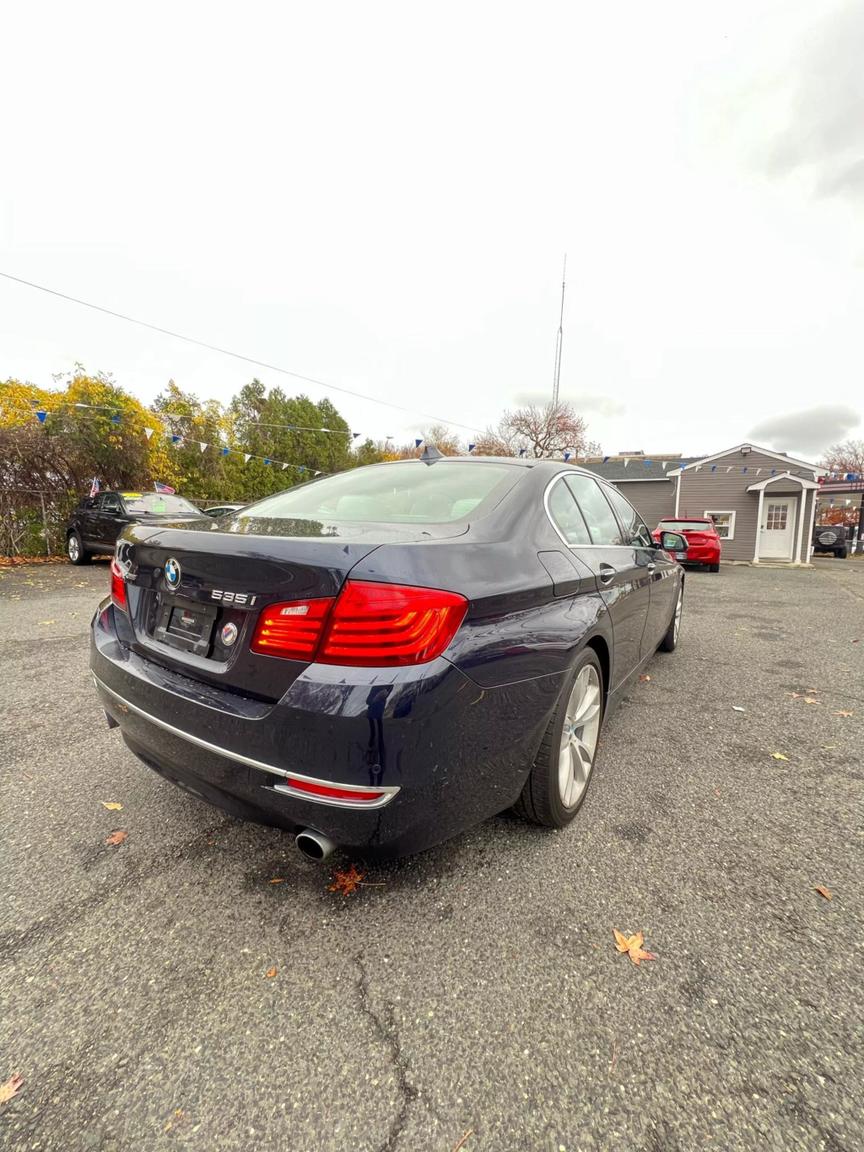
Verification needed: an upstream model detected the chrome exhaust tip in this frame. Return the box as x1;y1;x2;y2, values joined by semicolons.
295;829;336;862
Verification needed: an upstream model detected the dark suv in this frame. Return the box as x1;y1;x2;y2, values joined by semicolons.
811;524;849;559
66;491;203;564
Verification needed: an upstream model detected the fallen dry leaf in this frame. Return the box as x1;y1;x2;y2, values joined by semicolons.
833;710;854;718
265;966;278;978
639;674;651;682
328;865;365;895
770;752;789;761
101;801;123;811
38;619;56;625
815;886;833;901
0;1074;24;1105
613;928;657;966
803;698;820;705
268;877;285;884
732;706;745;712
104;829;128;846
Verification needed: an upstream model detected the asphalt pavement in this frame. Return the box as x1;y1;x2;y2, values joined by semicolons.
1;558;862;1152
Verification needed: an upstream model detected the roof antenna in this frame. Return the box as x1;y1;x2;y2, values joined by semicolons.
420;444;443;465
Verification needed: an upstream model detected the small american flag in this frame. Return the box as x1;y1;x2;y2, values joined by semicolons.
89;477;100;498
154;481;176;495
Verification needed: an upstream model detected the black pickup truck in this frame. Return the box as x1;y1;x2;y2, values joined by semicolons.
811;524;849;559
65;490;203;564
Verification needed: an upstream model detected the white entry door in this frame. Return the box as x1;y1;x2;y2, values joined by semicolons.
759;497;796;559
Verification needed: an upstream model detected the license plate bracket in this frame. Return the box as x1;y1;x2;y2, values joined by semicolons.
153;596;217;656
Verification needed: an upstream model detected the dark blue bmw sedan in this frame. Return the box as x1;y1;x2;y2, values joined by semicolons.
90;456;686;859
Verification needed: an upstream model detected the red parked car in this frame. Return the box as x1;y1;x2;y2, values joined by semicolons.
653;518;721;572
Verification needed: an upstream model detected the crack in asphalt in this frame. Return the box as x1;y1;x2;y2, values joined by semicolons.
353;953;419;1152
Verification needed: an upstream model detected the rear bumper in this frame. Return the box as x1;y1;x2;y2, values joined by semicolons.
90;600;562;856
682;546;720;564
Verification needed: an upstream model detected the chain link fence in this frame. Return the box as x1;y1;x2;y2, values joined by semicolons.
0;489;79;558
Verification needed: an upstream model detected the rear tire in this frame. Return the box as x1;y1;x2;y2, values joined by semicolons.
513;648;604;829
708;561;720;573
836;547;848;559
67;531;91;565
658;583;683;652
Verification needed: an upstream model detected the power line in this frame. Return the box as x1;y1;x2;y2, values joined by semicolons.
0;270;483;435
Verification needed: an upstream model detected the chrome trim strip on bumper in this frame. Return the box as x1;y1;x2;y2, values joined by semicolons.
92;674;400;810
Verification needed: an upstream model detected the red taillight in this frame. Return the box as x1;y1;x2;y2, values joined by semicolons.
110;558;127;611
318;580;467;667
250;597;335;659
250;581;467;667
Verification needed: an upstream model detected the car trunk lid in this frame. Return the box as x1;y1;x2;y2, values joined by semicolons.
116;515;466;700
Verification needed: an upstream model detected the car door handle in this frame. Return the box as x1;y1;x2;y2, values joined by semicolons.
598;563;616;585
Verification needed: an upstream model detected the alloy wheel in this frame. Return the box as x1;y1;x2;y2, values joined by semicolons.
558;664;602;808
68;535;80;562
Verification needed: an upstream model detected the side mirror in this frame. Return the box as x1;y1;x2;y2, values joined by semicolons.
659;531;688;554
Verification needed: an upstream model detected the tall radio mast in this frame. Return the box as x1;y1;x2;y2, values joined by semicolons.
552;254;566;406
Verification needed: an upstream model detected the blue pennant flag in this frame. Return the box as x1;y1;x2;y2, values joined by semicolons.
770;468;776;475
36;409;47;423
352;432;361;439
171;434;182;444
711;465;717;472
415;438;423;448
298;466;306;473
644;459;652;466
602;456;609;463
468;443;476;453
846;472;855;481
110;413;121;425
563;451;572;462
221;447;230;456
263;458;270;466
742;466;748;473
518;448;526;457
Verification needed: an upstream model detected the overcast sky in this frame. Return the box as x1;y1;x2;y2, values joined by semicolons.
2;0;862;461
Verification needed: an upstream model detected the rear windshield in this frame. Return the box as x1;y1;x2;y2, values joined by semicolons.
123;493;201;515
242;460;520;524
659;520;713;532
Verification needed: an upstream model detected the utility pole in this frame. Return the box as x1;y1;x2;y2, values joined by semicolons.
552;255;566;406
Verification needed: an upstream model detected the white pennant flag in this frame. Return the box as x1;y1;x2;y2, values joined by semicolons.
726;466;733;472
281;463;288;470
695;465;702;472
756;468;762;475
199;441;207;453
623;458;629;468
662;462;670;470
144;427;154;440
244;453;251;464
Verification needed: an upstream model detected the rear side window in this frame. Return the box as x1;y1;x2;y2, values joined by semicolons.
564;475;624;545
546;477;591;545
603;485;653;548
244;460;520;524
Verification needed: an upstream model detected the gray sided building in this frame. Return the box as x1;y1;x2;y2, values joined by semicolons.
581;443;821;565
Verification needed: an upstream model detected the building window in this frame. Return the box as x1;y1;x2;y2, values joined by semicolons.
705;510;735;539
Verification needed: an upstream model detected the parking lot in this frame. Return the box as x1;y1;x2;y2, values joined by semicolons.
1;559;862;1152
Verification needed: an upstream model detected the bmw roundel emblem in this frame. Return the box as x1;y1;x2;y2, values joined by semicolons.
164;558;181;588
221;622;239;647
